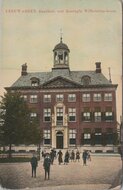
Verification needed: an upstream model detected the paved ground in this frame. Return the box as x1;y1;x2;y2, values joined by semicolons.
0;155;122;190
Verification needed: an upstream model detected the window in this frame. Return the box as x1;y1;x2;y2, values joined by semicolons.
83;112;91;122
30;77;39;87
82;76;91;85
105;112;113;122
83;128;91;144
69;129;76;145
84;134;91;144
84;134;91;139
30;112;38;123
56;108;63;125
68;108;76;122
94;112;101;122
83;108;91;122
83;107;91;121
44;94;51;102
105;107;113;122
44;108;51;122
82;93;90;102
30;95;38;103
21;95;27;101
44;130;50;144
30;112;37;118
56;94;64;102
104;93;112;101
31;81;38;86
94;128;102;144
93;93;101;101
68;94;76;102
106;128;113;144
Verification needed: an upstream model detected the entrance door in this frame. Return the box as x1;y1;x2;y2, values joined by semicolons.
56;131;63;149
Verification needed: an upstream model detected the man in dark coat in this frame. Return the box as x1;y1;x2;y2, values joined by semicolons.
50;149;55;164
82;150;88;166
43;153;51;180
30;154;38;177
57;150;63;165
76;150;80;162
71;150;75;162
64;150;70;164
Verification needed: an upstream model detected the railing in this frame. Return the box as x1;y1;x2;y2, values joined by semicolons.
0;153;34;158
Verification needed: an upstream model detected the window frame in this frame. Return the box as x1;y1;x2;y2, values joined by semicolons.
30;112;37;118
44;94;51;102
31;81;39;87
83;133;91;144
30;77;39;87
93;93;102;102
44;130;51;144
83;112;91;122
56;94;64;102
104;93;112;101
105;112;113;122
56;107;63;125
68;108;76;122
69;129;76;145
30;95;38;103
68;94;76;102
82;93;91;102
44;108;51;122
82;76;91;85
21;95;27;101
94;112;101;122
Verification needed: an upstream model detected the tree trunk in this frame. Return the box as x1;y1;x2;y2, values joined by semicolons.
8;143;12;158
38;143;41;160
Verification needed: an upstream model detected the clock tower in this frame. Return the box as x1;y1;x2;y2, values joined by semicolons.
53;37;70;68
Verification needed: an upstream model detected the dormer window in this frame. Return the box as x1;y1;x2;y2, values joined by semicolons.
30;77;39;87
82;76;91;85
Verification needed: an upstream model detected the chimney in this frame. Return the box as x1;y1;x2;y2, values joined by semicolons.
21;63;27;76
95;62;101;73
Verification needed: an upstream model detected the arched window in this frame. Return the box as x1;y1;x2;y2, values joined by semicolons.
30;77;40;87
81;76;91;85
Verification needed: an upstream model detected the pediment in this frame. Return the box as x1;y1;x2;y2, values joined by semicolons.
42;77;81;89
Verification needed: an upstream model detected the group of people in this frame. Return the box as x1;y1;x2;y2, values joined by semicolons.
57;149;81;164
30;149;91;180
57;149;91;165
31;152;51;180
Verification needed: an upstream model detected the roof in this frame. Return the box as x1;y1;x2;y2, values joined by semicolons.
10;68;116;89
53;42;69;51
53;38;69;51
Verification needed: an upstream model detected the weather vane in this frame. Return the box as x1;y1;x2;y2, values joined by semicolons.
60;28;63;42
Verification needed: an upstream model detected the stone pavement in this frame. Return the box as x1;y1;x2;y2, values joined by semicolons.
0;184;122;190
0;155;122;190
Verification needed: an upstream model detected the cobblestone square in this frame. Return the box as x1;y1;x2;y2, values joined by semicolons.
0;155;122;190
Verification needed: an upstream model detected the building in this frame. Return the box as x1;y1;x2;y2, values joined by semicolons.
6;37;118;152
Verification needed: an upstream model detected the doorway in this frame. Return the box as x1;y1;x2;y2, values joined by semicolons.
56;131;63;149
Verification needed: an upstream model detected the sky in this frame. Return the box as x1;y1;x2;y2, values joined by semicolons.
0;0;122;122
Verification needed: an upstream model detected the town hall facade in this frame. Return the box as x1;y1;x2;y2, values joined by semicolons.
6;37;118;151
